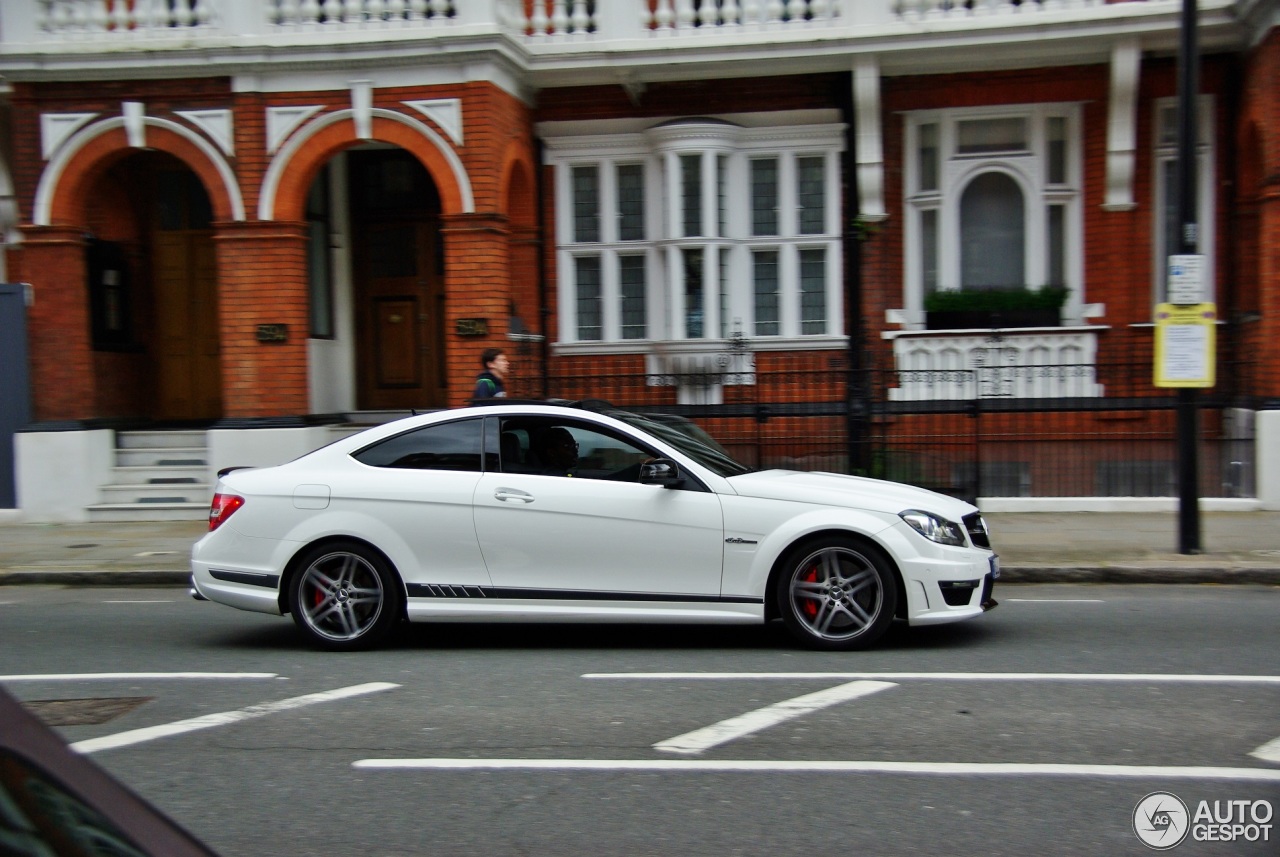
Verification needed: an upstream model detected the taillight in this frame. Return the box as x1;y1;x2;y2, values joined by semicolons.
208;493;245;532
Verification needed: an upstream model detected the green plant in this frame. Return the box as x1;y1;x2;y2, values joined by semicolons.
924;285;1069;313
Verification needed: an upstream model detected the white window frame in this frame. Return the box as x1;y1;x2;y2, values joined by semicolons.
903;103;1084;327
1151;95;1216;306
543;114;845;354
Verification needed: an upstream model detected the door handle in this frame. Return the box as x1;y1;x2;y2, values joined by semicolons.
494;488;534;503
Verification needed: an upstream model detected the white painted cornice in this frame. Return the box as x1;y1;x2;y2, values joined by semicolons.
0;0;1248;91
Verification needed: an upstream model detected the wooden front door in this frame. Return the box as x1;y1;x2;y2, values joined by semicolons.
153;231;221;420
354;220;446;410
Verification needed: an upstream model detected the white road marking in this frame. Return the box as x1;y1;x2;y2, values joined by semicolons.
71;682;399;754
1251;735;1280;764
654;680;895;755
584;672;1280;684
0;672;279;682
351;758;1280;781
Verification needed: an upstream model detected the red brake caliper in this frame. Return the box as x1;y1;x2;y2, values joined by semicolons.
801;564;819;618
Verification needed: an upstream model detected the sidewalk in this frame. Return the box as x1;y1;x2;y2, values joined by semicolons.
1;512;1279;586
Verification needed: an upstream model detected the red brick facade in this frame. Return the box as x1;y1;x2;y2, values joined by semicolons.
3;39;1278;425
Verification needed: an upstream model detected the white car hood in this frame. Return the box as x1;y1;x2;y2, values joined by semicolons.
724;469;978;519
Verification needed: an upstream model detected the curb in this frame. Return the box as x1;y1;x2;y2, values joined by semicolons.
0;570;193;586
999;566;1280;585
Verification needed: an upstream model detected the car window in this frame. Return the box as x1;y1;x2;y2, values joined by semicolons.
352;418;483;472
499;417;653;481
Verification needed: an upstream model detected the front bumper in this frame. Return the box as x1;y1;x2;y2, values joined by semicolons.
901;553;999;626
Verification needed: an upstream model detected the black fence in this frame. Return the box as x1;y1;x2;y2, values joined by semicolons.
539;337;1260;501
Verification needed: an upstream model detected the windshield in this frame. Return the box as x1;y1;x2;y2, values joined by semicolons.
606;409;754;478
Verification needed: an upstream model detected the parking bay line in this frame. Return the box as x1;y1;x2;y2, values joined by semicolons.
654;680;896;755
583;672;1280;684
70;682;399;754
352;758;1280;781
1;672;281;682
1252;735;1280;763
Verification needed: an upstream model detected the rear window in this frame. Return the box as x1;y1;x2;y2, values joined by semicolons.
352;418;483;472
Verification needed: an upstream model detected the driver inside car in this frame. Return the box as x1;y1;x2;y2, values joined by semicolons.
532;426;580;476
531;425;655;482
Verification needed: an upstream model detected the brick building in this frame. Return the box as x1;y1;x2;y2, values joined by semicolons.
0;0;1277;521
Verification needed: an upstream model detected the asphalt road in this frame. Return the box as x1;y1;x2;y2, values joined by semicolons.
2;583;1278;857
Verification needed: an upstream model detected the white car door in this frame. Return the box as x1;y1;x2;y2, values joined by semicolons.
473;419;724;597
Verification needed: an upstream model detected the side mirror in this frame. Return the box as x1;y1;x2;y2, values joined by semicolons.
640;458;685;489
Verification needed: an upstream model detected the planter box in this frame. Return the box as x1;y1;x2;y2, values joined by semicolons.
926;308;1061;330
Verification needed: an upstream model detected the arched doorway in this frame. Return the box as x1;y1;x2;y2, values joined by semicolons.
346;146;446;410
85;151;221;421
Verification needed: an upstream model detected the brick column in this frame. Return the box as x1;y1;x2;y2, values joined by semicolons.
441;212;512;406
10;226;95;422
213;221;310;418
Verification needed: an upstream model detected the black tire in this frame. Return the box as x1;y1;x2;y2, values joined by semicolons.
775;536;897;651
286;541;402;651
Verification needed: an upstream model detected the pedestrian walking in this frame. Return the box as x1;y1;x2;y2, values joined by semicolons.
472;347;509;402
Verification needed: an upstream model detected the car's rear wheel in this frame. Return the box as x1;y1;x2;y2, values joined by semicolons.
775;536;897;651
287;542;402;651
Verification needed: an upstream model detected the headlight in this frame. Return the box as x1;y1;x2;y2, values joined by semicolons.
899;509;967;546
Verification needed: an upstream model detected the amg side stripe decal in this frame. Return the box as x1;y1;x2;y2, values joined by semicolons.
209;569;281;589
404;584;761;606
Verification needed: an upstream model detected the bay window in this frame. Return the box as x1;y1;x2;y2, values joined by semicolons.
545;114;844;348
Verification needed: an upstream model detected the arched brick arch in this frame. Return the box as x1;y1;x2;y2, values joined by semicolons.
263;110;473;222
37;119;243;226
499;141;537;229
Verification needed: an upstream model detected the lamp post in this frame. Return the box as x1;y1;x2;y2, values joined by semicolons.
1174;0;1202;553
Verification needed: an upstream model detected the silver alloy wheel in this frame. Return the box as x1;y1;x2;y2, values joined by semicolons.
787;545;884;643
297;550;386;642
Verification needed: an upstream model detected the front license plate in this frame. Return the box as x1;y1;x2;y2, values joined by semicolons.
989;554;1000;579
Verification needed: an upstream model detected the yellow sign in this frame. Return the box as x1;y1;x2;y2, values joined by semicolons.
1154;303;1216;388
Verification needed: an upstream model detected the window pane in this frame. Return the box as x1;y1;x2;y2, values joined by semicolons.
751;158;778;236
918;123;938;192
572;165;599;243
753;251;779;336
957;117;1027;154
1158;157;1180;297
798;157;825;234
681;154;702;237
684;248;705;338
719;248;731;338
1047;204;1065;288
1157;104;1179;147
620;255;647;340
921;208;938;295
353;419;483;472
617;164;644;241
800;248;826;334
1047;116;1067;185
575;256;602;340
960;172;1025;289
716;155;729;237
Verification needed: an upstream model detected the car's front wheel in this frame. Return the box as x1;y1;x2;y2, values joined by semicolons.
286;541;402;651
775;536;897;651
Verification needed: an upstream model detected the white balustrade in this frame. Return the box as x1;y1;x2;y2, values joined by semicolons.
16;0;1118;47
271;0;455;25
641;0;843;30
36;0;215;35
887;329;1105;401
